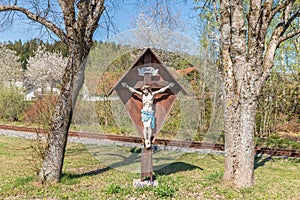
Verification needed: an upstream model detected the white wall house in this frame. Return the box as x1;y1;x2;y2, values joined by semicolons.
24;87;61;101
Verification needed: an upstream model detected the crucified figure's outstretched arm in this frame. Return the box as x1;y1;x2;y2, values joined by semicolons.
152;82;174;95
121;82;142;96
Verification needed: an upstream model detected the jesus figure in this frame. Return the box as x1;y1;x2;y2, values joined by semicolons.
121;82;174;148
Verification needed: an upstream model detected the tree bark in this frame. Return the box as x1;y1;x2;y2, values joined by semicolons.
220;0;299;188
37;0;105;183
224;92;257;187
38;43;88;182
220;0;256;187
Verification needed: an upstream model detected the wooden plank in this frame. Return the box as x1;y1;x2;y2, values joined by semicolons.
141;147;153;181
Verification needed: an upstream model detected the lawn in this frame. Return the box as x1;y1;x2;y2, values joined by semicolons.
0;135;299;199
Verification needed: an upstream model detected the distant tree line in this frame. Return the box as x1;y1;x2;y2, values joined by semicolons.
1;39;68;69
0;39;299;138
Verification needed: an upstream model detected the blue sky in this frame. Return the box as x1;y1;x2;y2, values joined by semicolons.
0;1;198;43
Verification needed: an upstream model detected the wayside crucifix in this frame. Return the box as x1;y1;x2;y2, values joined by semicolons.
109;48;186;182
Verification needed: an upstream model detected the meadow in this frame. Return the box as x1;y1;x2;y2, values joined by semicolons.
0;135;299;199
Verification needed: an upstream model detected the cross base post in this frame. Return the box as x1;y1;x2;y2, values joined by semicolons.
141;147;153;182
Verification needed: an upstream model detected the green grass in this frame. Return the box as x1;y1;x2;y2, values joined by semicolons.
0;135;300;199
255;135;300;150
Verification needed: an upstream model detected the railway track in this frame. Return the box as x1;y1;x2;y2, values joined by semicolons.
0;124;299;158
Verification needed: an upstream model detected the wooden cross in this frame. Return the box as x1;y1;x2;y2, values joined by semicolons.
137;53;172;182
109;48;186;183
133;53;170;90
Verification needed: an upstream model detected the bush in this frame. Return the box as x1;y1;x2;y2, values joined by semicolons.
24;95;57;127
95;100;117;127
73;99;98;126
0;86;28;122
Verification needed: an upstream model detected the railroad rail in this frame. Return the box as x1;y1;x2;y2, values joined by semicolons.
0;124;299;158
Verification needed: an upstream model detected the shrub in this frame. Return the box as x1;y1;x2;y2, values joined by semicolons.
0;86;28;122
73;99;98;126
24;95;57;127
95;100;117;127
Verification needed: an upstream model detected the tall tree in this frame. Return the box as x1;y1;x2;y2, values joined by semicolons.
25;45;67;91
218;0;300;187
133;2;185;50
0;45;23;85
0;0;105;182
195;0;300;187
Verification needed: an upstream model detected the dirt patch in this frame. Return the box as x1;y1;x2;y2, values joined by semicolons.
277;120;300;134
277;132;300;142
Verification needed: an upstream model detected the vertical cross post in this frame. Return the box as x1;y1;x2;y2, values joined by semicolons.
141;147;153;181
141;53;154;182
143;53;153;84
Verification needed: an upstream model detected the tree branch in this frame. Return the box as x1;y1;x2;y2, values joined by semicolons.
260;10;300;92
77;0;90;42
57;0;75;40
0;4;66;42
212;0;219;24
260;1;299;84
86;0;105;40
279;9;300;38
268;0;292;23
279;27;300;43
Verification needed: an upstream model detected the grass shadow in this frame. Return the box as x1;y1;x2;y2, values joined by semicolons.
62;147;141;181
62;147;203;182
254;155;274;170
62;167;111;180
154;162;203;176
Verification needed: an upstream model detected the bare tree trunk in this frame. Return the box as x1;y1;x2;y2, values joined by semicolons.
219;0;300;188
199;82;206;132
224;94;257;186
220;0;257;188
39;44;87;182
34;0;105;183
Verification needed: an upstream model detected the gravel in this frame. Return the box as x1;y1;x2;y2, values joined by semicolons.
0;128;224;155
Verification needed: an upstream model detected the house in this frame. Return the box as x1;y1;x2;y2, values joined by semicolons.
24;87;60;101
